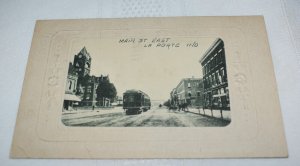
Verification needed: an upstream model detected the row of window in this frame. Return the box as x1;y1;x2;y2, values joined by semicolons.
212;87;227;95
67;80;77;92
202;49;225;75
187;82;200;88
78;54;91;61
75;61;91;68
203;67;227;89
203;88;230;108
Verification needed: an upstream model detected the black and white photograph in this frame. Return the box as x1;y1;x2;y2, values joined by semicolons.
62;37;231;127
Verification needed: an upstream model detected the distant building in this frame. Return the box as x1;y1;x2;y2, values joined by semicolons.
114;96;123;106
199;38;230;110
195;79;204;108
77;75;110;107
63;63;81;110
173;78;203;107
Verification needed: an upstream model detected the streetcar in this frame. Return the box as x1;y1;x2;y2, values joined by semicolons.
123;89;151;115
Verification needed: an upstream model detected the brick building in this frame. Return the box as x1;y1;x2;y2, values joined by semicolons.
80;75;99;107
199;38;230;110
62;47;116;109
171;78;204;107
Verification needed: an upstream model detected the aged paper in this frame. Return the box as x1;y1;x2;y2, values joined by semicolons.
10;16;288;158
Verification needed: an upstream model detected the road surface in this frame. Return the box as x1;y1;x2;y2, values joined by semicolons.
62;106;230;127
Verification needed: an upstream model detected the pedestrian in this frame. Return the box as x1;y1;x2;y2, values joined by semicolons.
178;103;181;112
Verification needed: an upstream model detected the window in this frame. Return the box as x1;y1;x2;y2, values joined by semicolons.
214;57;217;67
188;83;191;88
85;63;90;68
218;70;222;83
213;55;217;66
220;68;225;82
188;91;192;97
215;72;219;85
87;86;92;93
213;89;218;95
68;81;72;90
221;51;225;61
221;88;225;94
214;74;217;85
215;71;219;85
212;74;215;86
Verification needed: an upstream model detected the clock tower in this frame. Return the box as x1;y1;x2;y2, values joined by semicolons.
73;47;92;97
73;47;91;78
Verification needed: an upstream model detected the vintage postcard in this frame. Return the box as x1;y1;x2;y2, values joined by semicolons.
11;16;288;158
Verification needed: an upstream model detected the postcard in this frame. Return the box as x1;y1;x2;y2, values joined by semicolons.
10;16;288;158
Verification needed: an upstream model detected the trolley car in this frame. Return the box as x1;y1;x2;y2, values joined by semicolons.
123;89;151;115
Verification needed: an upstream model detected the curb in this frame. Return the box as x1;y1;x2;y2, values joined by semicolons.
185;109;231;122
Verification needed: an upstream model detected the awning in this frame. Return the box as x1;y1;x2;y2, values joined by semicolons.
64;94;81;101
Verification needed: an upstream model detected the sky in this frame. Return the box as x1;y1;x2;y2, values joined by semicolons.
68;36;216;101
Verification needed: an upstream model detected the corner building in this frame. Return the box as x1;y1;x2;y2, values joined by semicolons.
199;38;230;110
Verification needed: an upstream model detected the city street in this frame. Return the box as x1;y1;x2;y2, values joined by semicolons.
62;106;230;127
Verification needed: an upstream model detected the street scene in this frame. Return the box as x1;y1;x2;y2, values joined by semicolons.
62;37;231;127
62;106;229;127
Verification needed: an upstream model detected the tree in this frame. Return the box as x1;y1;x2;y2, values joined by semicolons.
96;79;117;104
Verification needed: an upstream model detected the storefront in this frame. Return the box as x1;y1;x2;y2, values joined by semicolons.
63;94;81;111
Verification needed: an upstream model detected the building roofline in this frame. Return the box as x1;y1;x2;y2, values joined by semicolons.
174;78;202;90
78;46;91;58
199;38;224;64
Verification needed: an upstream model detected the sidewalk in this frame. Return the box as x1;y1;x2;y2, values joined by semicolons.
62;106;123;115
187;108;231;121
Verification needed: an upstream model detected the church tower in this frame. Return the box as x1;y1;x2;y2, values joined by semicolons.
73;47;91;78
73;47;92;97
